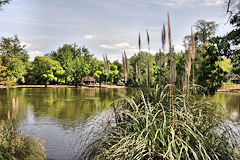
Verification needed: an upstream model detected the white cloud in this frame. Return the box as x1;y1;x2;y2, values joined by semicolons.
164;0;224;7
204;0;224;6
29;50;42;56
20;42;32;48
83;34;96;40
100;42;131;49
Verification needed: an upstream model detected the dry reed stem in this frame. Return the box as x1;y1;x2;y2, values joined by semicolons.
191;27;196;89
187;45;192;96
122;50;128;84
146;30;150;88
103;54;109;77
167;11;174;128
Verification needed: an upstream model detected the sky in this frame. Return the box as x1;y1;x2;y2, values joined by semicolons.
0;0;234;61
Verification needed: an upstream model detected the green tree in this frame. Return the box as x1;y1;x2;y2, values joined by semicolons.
196;42;227;95
0;36;29;84
46;44;97;84
93;61;107;85
32;56;65;86
0;58;8;85
72;56;90;87
225;2;240;75
108;64;120;84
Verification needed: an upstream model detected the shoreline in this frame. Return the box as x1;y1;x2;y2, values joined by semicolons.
0;84;126;89
217;86;240;93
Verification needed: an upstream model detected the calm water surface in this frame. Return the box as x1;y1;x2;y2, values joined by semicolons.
0;88;239;160
0;88;130;160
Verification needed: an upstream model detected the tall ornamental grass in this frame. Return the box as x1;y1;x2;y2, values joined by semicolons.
92;85;239;160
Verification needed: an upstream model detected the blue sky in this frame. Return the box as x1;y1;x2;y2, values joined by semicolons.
0;0;233;61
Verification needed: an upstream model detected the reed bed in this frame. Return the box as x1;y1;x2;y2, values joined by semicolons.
89;85;239;160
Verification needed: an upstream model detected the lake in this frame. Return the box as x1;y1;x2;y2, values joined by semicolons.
0;88;239;160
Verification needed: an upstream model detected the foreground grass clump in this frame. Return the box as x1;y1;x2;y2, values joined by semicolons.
91;86;239;160
0;121;46;160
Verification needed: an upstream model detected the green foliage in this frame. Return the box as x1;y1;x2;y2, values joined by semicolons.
218;58;233;74
31;56;65;85
72;56;90;85
196;43;227;95
0;36;29;84
0;121;45;160
91;87;239;160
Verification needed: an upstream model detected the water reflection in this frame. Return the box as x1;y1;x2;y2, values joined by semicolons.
213;92;240;122
0;89;239;159
0;88;125;160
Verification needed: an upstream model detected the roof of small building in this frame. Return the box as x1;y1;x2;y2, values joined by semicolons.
82;76;96;82
228;74;240;81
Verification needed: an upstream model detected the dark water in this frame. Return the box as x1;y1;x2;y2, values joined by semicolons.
0;88;239;160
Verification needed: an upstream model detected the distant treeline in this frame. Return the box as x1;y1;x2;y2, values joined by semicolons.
0;18;239;95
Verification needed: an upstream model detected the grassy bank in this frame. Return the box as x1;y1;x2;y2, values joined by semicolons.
86;86;239;160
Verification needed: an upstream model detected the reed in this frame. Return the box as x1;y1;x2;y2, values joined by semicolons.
162;23;166;52
167;11;175;128
186;45;192;95
146;29;150;88
91;86;239;160
191;27;196;88
103;54;109;77
138;32;142;85
122;50;128;85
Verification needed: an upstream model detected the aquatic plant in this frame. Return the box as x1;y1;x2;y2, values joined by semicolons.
91;85;239;160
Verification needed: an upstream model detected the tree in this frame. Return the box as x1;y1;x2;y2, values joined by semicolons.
108;64;120;84
72;56;90;87
183;20;218;47
194;20;218;44
0;0;10;8
196;41;227;95
0;58;7;85
0;36;29;83
46;44;96;84
225;0;240;74
32;56;65;86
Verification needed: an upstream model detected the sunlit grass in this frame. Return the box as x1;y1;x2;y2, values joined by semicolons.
89;85;239;160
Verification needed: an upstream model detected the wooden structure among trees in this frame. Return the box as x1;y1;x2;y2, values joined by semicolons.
82;76;96;84
228;74;240;84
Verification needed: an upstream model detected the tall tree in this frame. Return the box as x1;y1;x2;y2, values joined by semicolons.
194;20;218;44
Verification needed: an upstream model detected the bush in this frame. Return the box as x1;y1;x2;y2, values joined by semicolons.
0;121;46;160
90;86;239;160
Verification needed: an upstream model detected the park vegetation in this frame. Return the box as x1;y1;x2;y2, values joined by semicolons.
80;2;239;159
0;13;239;94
